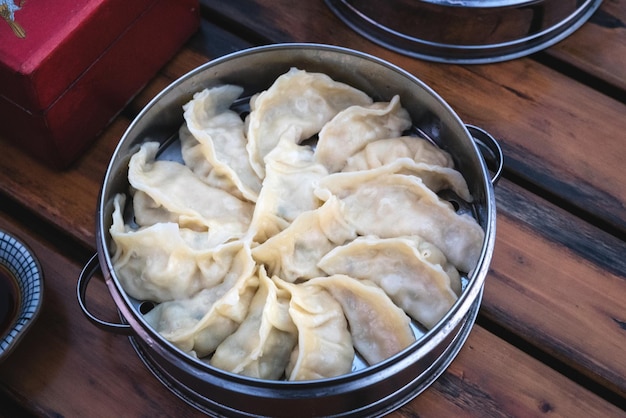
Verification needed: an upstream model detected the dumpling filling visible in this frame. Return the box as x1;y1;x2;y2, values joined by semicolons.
110;69;485;381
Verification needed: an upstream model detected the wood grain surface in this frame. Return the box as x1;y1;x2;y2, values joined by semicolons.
546;0;626;94
0;1;624;417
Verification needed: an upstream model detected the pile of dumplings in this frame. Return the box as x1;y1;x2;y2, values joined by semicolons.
109;68;485;381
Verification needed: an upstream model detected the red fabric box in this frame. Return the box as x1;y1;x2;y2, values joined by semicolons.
0;0;199;168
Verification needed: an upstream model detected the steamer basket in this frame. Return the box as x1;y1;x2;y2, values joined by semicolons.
325;0;603;63
78;43;502;417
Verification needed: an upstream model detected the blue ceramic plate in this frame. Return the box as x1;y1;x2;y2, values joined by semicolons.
0;229;44;362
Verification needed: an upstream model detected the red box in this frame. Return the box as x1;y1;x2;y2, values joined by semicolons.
0;0;199;168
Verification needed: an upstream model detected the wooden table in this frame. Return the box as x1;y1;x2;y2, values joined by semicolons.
1;1;625;417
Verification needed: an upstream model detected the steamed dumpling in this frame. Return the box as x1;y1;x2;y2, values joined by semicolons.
273;277;354;381
179;125;247;201
210;267;297;379
343;158;472;202
315;95;412;172
110;194;246;302
132;189;179;227
248;137;328;244
245;68;372;178
128;142;254;241
343;136;454;171
251;196;357;282
181;85;262;202
143;245;258;357
318;236;460;329
308;274;415;365
315;170;484;273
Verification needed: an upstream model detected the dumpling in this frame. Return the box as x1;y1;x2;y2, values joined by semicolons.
403;235;463;296
245;68;372;178
273;277;354;381
143;245;258;357
318;236;460;329
128;141;254;240
308;274;415;365
132;190;178;227
110;194;246;302
315;170;484;273
343;136;454;171
179;124;245;200
343;158;472;202
248;137;328;243
251;196;357;282
210;267;297;380
315;95;412;172
181;85;262;202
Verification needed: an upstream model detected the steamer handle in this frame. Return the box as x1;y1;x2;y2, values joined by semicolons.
77;254;134;335
466;125;503;185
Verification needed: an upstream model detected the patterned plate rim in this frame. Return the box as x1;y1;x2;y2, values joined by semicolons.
0;229;44;362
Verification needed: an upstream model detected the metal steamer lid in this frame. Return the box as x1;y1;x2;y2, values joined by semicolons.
325;0;603;64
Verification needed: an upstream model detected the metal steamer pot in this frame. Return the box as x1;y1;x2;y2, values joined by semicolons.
78;44;502;418
325;0;603;64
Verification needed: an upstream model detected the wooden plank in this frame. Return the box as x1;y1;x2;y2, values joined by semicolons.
487;178;626;397
545;1;626;93
0;214;622;418
200;0;626;237
404;326;625;418
458;61;626;237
